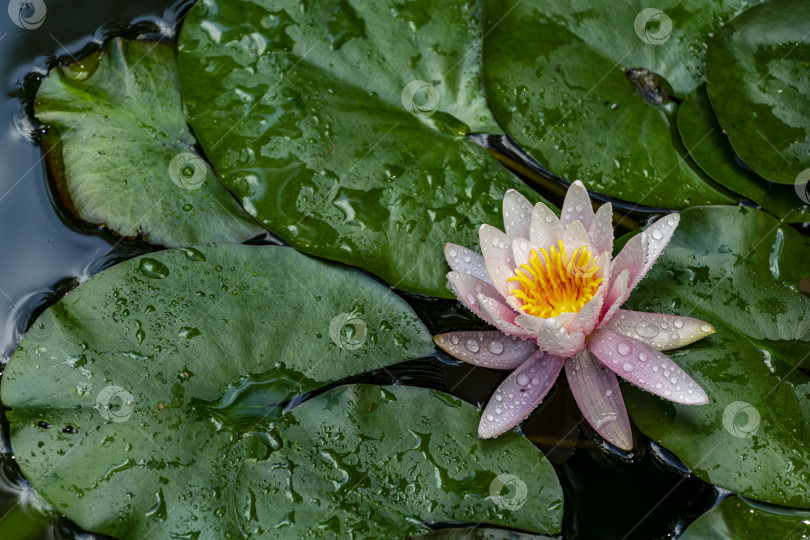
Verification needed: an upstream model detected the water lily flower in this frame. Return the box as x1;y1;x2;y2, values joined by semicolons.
435;182;714;450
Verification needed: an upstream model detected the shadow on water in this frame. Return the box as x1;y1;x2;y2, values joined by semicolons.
0;1;723;538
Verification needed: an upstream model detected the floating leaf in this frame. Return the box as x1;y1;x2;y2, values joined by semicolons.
677;84;810;222
482;0;760;209
705;0;810;185
176;0;548;298
409;529;554;539
0;244;435;537
621;206;810;507
235;384;563;537
35;38;265;245
682;496;810;539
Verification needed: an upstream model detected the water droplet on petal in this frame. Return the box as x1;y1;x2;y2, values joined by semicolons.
674;319;684;329
516;374;530;386
617;342;631;355
465;339;480;353
622;362;634;372
448;248;458;257
652;229;663;240
487;341;504;355
639;352;648;361
701;324;713;333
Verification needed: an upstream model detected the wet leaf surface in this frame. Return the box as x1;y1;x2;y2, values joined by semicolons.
677;84;810;222
621;206;810;507
705;0;810;185
176;0;548;298
682;496;810;539
0;244;436;537
482;0;763;209
35;38;265;245
236;384;563;538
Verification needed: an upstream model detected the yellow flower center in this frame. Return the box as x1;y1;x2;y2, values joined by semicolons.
507;240;603;319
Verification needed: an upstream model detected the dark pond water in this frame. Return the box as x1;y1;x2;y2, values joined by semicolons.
0;1;723;538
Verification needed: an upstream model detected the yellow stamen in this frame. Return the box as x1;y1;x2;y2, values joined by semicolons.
508;240;603;318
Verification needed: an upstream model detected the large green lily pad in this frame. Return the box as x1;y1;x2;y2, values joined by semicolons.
176;0;547;298
235;384;563;537
705;0;810;185
0;244;436;537
682;496;810;539
482;0;757;209
677;84;810;222
622;206;810;507
35;38;266;246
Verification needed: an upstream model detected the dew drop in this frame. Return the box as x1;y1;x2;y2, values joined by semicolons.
701;324;713;333
465;339;480;353
651;229;663;240
617;342;631;355
448;248;458;257
516;374;530;387
486;414;494;422
487;341;504;355
622;362;634;372
639;352;648;362
674;319;684;329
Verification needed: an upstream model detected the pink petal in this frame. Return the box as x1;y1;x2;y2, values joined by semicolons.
478;294;533;339
447;272;502;316
588;202;614;255
560;180;595;229
561;219;590;252
587;329;709;405
502;189;533;239
479;224;515;269
444;244;490;283
639;214;680;279
606;310;716;351
515;314;586;357
484;258;516;299
569;296;604;336
434;331;537;370
565;350;633;451
511;237;537;269
600;233;648;323
599;268;629;326
530;202;561;249
478;351;565;438
610;231;648;292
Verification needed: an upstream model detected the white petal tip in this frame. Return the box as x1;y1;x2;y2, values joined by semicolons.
613;438;633;451
572;180;585;187
477;423;501;439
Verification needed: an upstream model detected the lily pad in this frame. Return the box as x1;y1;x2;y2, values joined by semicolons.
682;496;810;539
677;84;810;222
482;0;753;209
35;38;266;246
0;244;436;538
235;384;564;537
621;206;810;507
705;0;810;185
409;529;553;539
176;0;547;298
